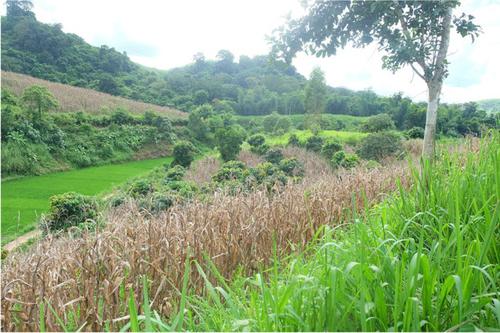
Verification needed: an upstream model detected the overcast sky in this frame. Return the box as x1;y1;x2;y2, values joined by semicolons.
3;0;499;103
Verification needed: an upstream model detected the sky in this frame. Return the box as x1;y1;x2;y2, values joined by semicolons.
3;0;499;103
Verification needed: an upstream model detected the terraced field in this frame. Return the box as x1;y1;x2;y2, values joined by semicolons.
1;157;172;245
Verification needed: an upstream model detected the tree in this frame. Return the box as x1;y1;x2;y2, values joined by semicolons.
304;67;327;129
6;0;34;17
216;49;235;73
172;141;196;168
215;125;245;161
361;114;396;132
21;85;58;118
272;1;479;158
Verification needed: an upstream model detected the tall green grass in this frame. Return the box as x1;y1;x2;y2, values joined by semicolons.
125;134;499;331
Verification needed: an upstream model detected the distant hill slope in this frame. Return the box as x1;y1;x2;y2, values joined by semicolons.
477;99;500;114
1;11;377;117
1;71;187;119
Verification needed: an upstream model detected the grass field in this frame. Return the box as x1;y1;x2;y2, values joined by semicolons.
1;157;172;245
1;71;187;119
267;129;368;146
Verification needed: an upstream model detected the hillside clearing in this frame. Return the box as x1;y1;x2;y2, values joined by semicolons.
1;71;187;119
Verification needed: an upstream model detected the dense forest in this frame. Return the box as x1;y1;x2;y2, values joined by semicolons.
2;4;497;138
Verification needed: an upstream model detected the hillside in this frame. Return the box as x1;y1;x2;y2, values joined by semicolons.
0;10;413;118
1;71;187;119
477;99;500;114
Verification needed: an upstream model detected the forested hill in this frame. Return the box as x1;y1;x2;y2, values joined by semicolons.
2;5;498;136
1;7;411;118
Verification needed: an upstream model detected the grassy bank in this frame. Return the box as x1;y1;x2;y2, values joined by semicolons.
1;157;172;245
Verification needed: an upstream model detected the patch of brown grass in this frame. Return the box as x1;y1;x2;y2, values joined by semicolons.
237;150;264;167
184;156;221;184
1;71;187;119
0;154;412;331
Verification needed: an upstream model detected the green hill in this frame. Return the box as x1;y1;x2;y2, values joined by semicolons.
477;99;500;114
0;6;411;118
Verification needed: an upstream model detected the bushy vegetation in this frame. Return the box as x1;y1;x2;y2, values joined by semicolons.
1;87;175;177
357;132;403;161
171;141;196;168
41;192;98;233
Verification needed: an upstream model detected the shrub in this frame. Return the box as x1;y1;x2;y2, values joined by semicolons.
166;181;198;198
150;193;175;212
215;126;245;162
406;126;425;139
288;133;300;146
357;132;403;161
247;134;268;155
264;148;284;164
321;138;343;158
279;158;305;177
172;141;196;167
165;165;186;182
42;192;98;232
331;151;360;169
252;143;270;155
128;179;153;197
361;114;395;132
247;134;266;147
305;135;324;152
109;194;126;207
212;160;247;183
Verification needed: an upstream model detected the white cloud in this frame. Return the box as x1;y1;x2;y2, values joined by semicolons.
3;0;499;103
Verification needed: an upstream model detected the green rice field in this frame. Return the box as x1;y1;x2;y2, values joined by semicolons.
1;157;172;245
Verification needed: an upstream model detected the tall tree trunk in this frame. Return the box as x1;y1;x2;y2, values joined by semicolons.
421;5;452;159
422;82;442;158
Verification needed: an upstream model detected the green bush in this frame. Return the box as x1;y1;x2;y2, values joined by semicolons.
361;114;395;132
279;158;305;177
128;179;153;197
150;193;175;212
247;134;268;155
331;151;360;169
212;161;247;183
109;194;126;207
172;141;196;168
288;133;300;146
252;142;270;155
321;138;343;158
357;132;403;161
305;135;324;153
165;180;198;198
406;126;425;139
264;148;284;164
247;134;266;147
42;192;98;232
165;165;186;182
215;126;245;162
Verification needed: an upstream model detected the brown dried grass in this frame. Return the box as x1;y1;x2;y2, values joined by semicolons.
1;155;412;331
184;156;221;184
237;150;264;168
1;71;187;119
